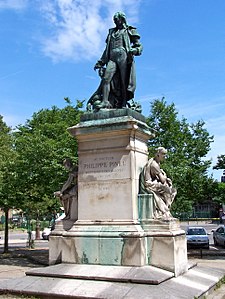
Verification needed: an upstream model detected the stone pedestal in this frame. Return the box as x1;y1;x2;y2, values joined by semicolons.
138;194;188;276
70;109;151;223
49;109;188;277
50;109;151;267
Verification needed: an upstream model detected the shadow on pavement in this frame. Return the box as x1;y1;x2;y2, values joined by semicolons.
0;248;49;267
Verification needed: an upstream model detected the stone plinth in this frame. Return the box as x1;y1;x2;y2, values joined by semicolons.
49;222;146;267
49;109;188;277
50;109;152;267
68;109;152;223
138;194;188;276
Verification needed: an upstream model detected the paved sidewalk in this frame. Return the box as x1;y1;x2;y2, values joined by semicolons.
0;248;48;277
0;247;224;298
0;248;48;298
189;257;225;299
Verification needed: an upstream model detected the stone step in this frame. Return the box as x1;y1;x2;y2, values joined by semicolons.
0;263;224;299
26;263;174;285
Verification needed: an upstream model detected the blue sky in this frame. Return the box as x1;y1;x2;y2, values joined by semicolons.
0;0;225;180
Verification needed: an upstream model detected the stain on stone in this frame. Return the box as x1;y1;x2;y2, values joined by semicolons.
121;237;144;265
82;252;89;264
71;240;79;263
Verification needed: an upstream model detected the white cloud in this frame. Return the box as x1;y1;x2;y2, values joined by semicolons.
178;98;225;122
0;0;28;10
206;115;225;136
2;114;24;128
37;0;142;62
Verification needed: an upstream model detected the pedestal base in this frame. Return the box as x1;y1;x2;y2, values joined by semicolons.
146;231;188;276
49;219;187;277
49;110;188;277
49;221;146;267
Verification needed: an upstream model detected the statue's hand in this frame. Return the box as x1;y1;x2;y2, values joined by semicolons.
94;60;104;70
54;191;62;198
161;169;167;176
167;178;172;186
130;48;138;55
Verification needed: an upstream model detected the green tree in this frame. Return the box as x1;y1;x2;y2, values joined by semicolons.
146;98;215;215
213;155;225;170
0;116;20;252
215;183;225;203
212;150;225;206
14;99;83;227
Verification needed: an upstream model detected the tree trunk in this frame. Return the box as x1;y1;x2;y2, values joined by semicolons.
35;219;41;240
35;210;40;240
3;207;9;253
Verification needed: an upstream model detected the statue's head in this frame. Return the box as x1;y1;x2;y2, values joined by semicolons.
155;147;167;161
113;11;127;27
63;158;73;169
156;147;167;154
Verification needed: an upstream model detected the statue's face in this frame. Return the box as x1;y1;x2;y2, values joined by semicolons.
114;16;123;28
63;161;72;170
158;151;167;162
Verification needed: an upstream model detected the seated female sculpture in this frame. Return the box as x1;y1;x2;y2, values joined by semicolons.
139;147;177;220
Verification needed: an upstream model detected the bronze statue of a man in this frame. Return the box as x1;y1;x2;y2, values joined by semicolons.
92;11;143;110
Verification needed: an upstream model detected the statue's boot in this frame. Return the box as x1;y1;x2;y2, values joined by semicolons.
97;100;112;109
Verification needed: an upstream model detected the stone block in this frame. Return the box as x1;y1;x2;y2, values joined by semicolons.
149;233;188;276
50;223;147;266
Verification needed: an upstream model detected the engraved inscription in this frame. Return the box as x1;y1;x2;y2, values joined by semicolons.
79;154;129;180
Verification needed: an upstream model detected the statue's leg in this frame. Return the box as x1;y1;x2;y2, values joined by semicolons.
61;196;70;219
101;60;116;108
117;51;128;107
64;200;69;218
60;198;66;216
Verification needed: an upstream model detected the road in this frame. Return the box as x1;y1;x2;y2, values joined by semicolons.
0;230;49;250
0;222;222;250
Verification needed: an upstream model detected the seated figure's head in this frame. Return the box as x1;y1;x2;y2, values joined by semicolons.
63;158;74;171
155;147;167;161
63;158;78;173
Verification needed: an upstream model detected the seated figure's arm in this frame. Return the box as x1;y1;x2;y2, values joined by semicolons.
157;171;167;184
149;161;167;184
60;173;74;194
166;177;172;186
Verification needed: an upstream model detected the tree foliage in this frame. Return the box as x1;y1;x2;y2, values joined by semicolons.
0;97;222;223
0;116;18;208
213;155;225;170
0;116;20;252
13;99;83;218
215;182;225;203
146;98;215;214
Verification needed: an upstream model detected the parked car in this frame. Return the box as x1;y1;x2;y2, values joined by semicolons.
186;227;209;249
42;213;65;240
213;225;225;247
42;227;52;240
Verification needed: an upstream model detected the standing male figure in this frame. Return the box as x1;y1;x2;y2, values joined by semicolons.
94;11;143;109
